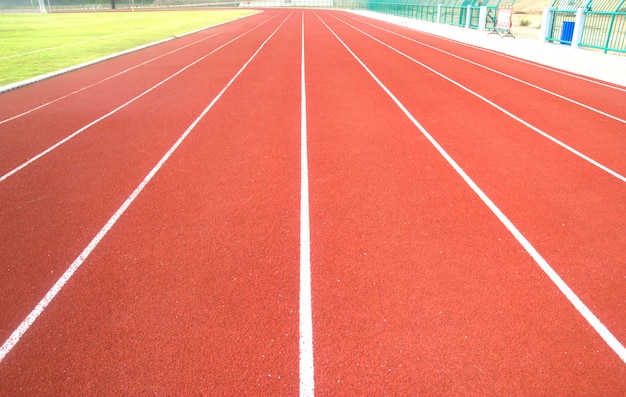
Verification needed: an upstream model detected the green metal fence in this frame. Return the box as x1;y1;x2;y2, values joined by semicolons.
440;0;467;27
338;0;506;30
547;9;576;43
546;0;626;53
582;8;626;52
356;0;436;21
1;0;507;33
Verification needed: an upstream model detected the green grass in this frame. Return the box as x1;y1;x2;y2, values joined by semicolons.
0;9;258;86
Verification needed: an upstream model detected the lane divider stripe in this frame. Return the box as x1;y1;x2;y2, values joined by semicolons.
0;12;292;364
347;11;626;93
342;13;626;125
0;12;262;95
330;13;626;185
0;12;279;184
1;32;223;126
299;11;315;397
316;11;626;365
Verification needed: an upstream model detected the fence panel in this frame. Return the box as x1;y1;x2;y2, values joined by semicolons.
547;10;577;42
468;5;498;28
580;11;626;52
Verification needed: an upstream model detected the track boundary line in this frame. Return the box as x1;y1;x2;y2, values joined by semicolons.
340;13;626;125
329;13;626;184
0;12;291;364
0;12;279;184
347;11;626;93
316;11;626;365
299;11;315;397
0;11;261;95
0;32;223;126
0;17;243;62
431;35;626;93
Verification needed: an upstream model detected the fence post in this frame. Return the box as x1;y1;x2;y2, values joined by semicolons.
478;6;487;30
437;4;442;24
540;6;554;42
572;7;585;48
466;5;472;28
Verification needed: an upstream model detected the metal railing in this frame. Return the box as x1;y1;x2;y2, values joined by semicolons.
580;10;626;52
544;0;626;54
338;0;500;30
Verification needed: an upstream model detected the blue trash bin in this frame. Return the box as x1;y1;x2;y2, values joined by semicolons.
560;21;575;44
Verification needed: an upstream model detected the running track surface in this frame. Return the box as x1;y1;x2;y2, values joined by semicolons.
0;9;625;395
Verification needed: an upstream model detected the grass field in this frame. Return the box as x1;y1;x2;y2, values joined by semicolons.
0;9;258;86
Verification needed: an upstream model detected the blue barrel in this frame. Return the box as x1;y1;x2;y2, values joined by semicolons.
560;21;575;44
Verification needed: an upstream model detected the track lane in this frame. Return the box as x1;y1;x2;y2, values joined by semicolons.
0;11;264;121
0;11;276;176
340;12;626;124
0;11;290;347
318;11;626;347
308;10;625;394
1;8;624;394
0;11;301;394
343;12;626;115
331;12;626;177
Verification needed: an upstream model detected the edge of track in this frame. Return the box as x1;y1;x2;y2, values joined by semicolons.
315;9;626;365
0;10;290;365
345;10;626;91
0;10;262;95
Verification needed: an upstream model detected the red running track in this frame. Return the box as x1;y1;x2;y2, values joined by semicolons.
0;9;624;395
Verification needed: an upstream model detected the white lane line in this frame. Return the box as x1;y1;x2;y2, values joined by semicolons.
340;13;626;125
316;12;626;365
330;14;626;184
0;32;223;126
299;11;315;397
347;11;626;93
0;14;277;184
434;37;626;93
0;13;261;94
0;12;291;364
